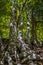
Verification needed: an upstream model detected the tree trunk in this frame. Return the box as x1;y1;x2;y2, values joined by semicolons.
31;10;37;44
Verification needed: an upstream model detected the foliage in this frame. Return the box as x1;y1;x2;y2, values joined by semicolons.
0;0;12;38
0;0;43;41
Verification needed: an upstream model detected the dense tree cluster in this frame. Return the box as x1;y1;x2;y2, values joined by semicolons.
0;0;43;41
0;0;43;65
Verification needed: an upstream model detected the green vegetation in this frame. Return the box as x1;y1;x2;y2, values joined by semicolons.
0;0;43;42
0;1;43;65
